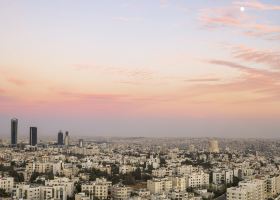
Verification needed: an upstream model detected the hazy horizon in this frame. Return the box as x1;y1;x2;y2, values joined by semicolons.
0;0;280;138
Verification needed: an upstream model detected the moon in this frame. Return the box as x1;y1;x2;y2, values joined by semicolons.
240;6;245;12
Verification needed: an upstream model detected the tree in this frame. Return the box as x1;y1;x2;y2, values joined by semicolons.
75;183;82;193
0;189;10;197
132;167;142;180
160;157;166;166
46;172;54;180
123;173;135;185
111;164;119;175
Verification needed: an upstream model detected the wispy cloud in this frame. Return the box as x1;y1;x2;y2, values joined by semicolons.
230;45;280;69
59;91;129;102
234;0;280;11
185;78;221;82
203;59;280;101
199;2;280;40
7;78;27;86
72;64;154;81
0;88;6;93
199;7;248;28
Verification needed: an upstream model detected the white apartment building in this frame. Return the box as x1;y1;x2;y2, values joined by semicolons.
75;192;91;200
111;183;131;200
239;179;266;200
81;178;112;200
0;177;14;193
212;170;233;185
147;178;172;194
227;186;253;200
45;177;75;198
152;168;167;178
168;189;194;200
25;162;53;180
267;175;280;198
176;165;193;176
185;172;209;188
169;176;186;191
40;185;67;200
12;183;67;200
12;184;41;200
227;179;266;200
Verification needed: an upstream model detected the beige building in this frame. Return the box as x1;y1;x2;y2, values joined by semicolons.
75;192;91;200
239;179;266;200
45;177;75;198
81;178;112;200
185;172;209;188
208;139;219;153
227;179;266;200
212;170;233;185
147;178;172;194
227;186;253;200
111;183;131;200
12;184;68;200
0;177;14;193
25;162;53;180
12;184;41;200
169;176;186;191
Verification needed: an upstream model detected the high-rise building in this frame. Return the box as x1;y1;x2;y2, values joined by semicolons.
29;127;37;146
79;139;84;148
57;131;64;145
64;131;70;146
208;139;219;153
11;118;18;146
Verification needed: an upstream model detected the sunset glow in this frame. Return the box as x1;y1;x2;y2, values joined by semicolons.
0;0;279;137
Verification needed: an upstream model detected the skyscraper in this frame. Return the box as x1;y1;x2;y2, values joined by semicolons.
29;127;37;146
11;118;18;146
64;131;70;146
79;139;84;148
57;131;64;145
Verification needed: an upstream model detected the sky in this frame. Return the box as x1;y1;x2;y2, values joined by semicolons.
0;0;280;138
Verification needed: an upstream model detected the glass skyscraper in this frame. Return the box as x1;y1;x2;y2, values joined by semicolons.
57;131;64;145
11;118;18;146
30;127;37;146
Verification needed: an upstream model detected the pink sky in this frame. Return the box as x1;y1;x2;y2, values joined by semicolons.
0;0;279;137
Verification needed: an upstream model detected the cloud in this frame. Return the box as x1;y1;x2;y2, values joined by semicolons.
7;78;27;86
234;1;280;11
199;7;247;28
208;59;280;78
59;91;129;102
198;3;280;40
0;88;6;94
203;59;280;101
185;78;221;82
72;64;154;81
230;45;280;69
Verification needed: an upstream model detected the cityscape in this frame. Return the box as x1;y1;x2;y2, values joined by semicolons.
1;0;280;200
1;118;280;200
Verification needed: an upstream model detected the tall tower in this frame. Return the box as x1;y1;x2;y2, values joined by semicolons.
208;139;219;153
11;118;18;146
79;139;84;148
57;131;64;145
29;127;37;146
64;131;70;146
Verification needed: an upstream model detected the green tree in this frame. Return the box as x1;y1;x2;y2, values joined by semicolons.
132;167;142;180
0;188;10;197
